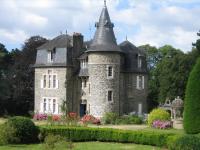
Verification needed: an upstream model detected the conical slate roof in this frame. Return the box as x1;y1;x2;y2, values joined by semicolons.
87;4;121;52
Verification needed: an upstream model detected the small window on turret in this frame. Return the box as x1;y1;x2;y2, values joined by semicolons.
108;90;113;102
107;65;113;79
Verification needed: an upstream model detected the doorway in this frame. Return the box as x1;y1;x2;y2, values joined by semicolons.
80;104;86;117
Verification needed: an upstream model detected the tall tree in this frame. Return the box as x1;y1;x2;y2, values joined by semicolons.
184;57;200;134
10;36;47;115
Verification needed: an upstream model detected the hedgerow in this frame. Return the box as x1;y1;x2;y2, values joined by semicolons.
39;126;175;147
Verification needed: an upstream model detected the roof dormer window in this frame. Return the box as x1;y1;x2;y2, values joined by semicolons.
48;48;56;63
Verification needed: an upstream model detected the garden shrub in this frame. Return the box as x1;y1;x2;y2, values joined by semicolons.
168;135;200;150
0;116;39;144
43;134;74;150
115;115;142;125
184;57;200;134
148;108;170;126
102;112;118;124
39;126;175;147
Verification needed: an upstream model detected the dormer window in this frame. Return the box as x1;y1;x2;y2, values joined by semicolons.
138;54;142;68
48;48;56;63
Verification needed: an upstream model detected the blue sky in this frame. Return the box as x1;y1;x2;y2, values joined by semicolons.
0;0;200;52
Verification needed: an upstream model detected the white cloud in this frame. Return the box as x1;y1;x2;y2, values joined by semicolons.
0;0;199;52
0;29;28;43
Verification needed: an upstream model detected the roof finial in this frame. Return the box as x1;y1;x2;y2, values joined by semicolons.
104;0;107;7
126;35;128;41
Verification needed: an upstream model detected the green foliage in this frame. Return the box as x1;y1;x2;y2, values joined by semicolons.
168;135;200;150
102;113;142;125
184;57;200;134
115;115;142;125
0;116;39;144
102;112;118;124
40;126;175;147
148;108;170;126
43;134;73;150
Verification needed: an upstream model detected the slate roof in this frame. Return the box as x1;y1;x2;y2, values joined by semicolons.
37;34;72;50
87;5;121;53
119;40;147;73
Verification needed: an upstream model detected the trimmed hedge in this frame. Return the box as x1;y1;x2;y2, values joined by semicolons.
168;134;200;150
184;57;200;134
39;126;175;147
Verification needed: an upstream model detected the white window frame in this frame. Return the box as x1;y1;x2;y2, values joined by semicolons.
107;90;113;102
136;75;145;90
41;97;58;114
107;65;114;79
41;70;58;89
138;56;142;68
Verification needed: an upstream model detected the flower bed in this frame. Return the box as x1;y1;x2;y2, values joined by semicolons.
80;115;101;125
152;120;172;129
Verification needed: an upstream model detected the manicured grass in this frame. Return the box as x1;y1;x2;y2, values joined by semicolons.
0;142;163;150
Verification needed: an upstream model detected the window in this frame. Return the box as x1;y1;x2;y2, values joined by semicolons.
88;83;90;94
48;99;51;112
138;56;142;68
43;99;47;112
48;75;51;88
107;66;113;78
53;75;56;88
41;70;58;89
108;90;113;102
53;99;56;113
41;97;58;114
136;75;144;90
43;75;46;88
84;80;87;87
48;49;56;63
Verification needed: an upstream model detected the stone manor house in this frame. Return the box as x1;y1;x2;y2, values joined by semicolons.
34;3;148;117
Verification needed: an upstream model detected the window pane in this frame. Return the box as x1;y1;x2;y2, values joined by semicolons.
44;99;46;112
108;91;112;101
53;99;56;113
49;75;51;88
53;75;56;88
108;66;113;77
43;75;46;88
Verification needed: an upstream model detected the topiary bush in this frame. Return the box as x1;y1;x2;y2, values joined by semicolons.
148;108;170;127
168;135;200;150
0;116;39;144
184;57;200;134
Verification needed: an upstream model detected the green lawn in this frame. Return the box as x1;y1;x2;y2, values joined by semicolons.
0;142;163;150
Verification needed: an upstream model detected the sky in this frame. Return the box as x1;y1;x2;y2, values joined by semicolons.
0;0;200;52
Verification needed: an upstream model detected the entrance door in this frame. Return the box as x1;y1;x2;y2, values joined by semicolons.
80;104;86;117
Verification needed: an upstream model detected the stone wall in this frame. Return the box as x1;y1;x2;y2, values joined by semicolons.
88;53;121;117
35;67;68;114
123;73;148;114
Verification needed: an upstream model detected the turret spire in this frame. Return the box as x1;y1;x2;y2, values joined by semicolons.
87;2;121;52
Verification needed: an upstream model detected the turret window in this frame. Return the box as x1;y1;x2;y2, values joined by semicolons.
107;90;113;102
107;65;113;79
